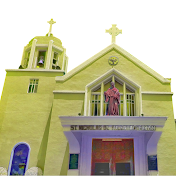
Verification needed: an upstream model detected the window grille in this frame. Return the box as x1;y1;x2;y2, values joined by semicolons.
91;93;135;116
119;95;123;116
28;79;39;93
126;94;135;116
91;93;101;116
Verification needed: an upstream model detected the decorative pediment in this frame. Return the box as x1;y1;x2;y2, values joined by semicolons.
83;68;142;117
86;68;140;92
56;43;170;84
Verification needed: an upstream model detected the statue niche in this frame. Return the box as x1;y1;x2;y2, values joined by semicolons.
104;82;120;115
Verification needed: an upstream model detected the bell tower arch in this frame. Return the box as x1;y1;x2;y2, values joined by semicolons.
19;19;68;74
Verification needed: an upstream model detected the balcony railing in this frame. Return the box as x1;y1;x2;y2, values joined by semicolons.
91;93;135;116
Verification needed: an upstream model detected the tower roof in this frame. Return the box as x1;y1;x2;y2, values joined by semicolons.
27;18;62;48
27;36;63;48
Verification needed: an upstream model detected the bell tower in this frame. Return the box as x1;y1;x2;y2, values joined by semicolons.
19;19;68;74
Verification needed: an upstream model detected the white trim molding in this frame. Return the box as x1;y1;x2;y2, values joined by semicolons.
53;90;85;94
142;91;173;95
55;43;171;83
6;69;65;73
59;116;167;175
60;116;167;129
52;44;63;52
27;39;37;69
36;44;48;47
83;68;141;116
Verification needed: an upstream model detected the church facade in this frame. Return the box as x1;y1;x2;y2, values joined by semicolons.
0;20;176;175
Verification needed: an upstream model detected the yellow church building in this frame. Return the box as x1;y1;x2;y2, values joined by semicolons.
0;19;176;175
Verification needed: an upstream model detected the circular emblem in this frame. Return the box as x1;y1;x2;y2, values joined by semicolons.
108;56;119;66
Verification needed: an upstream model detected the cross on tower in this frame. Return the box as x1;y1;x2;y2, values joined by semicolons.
106;24;122;44
47;19;56;36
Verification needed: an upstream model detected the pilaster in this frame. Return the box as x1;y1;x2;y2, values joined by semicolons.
46;40;53;69
112;76;115;84
62;48;66;70
27;39;37;69
21;47;26;67
65;57;69;73
123;82;126;116
84;87;88;116
100;82;104;116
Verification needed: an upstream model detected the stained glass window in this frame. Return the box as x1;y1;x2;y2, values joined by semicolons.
9;143;30;175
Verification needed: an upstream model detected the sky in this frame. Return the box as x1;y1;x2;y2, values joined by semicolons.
0;0;176;118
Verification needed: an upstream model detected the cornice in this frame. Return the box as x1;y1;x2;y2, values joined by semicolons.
59;116;167;127
36;44;48;47
52;44;63;52
55;43;171;83
142;92;173;95
5;69;65;73
53;90;85;94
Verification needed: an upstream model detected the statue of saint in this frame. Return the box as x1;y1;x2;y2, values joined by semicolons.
104;82;120;115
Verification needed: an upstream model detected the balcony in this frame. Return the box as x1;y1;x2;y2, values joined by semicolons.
90;93;135;116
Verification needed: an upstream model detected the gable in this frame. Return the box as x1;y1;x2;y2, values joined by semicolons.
55;44;171;92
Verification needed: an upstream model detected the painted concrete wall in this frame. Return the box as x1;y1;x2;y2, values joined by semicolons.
0;41;175;175
0;71;59;172
55;49;171;92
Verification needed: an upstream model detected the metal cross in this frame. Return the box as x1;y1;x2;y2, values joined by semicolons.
106;24;122;44
47;19;56;34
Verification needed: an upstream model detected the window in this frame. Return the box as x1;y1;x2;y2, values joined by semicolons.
126;94;135;116
118;95;123;116
52;52;58;69
28;79;39;93
8;143;30;175
91;93;101;116
37;51;46;68
91;93;135;116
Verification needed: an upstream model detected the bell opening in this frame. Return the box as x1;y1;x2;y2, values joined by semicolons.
37;51;46;68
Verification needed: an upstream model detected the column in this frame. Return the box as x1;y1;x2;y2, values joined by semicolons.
62;48;66;70
135;90;139;116
20;47;26;67
84;87;88;116
139;87;142;116
46;40;53;69
123;82;126;116
87;89;91;116
27;39;37;69
112;76;115;84
100;82;104;116
65;57;69;74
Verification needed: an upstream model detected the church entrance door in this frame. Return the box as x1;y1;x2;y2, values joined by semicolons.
91;138;134;175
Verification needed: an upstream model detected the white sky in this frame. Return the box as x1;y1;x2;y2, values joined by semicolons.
0;0;176;118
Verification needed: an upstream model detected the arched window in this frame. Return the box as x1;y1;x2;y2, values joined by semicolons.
8;142;30;175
